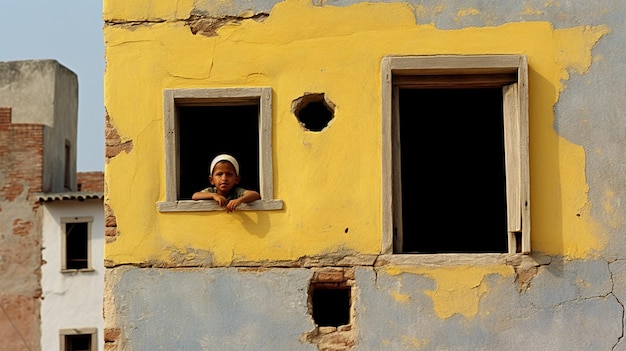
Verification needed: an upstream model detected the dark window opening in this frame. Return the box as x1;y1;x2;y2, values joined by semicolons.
64;140;71;189
311;287;351;327
65;334;91;351
292;93;335;132
66;222;88;269
178;105;260;200
398;88;508;253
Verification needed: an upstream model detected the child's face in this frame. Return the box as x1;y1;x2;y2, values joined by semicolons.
209;161;240;195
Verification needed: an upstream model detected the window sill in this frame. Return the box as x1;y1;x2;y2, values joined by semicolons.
61;268;94;273
157;199;284;212
377;252;537;267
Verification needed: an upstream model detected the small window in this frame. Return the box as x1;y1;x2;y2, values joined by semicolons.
61;217;93;271
60;328;97;351
382;55;530;255
64;140;71;190
158;87;283;212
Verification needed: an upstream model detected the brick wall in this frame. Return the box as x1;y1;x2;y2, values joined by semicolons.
0;107;45;199
0;106;44;351
78;171;104;192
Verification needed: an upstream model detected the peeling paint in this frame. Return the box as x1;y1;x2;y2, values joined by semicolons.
390;290;410;303
386;265;514;320
104;0;610;264
456;7;479;18
554;25;610;86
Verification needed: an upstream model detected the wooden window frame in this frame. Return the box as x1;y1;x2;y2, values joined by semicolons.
381;55;530;255
158;87;283;212
61;217;93;272
59;328;97;351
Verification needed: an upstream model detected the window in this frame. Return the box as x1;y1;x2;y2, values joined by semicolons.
61;217;93;271
64;140;71;190
60;328;97;351
382;55;530;255
158;87;283;212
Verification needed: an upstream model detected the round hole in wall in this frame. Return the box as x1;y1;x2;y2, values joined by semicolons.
291;93;335;132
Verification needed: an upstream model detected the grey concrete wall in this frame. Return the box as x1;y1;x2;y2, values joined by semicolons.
109;263;623;350
0;60;78;192
0;60;58;126
48;62;78;192
107;267;317;351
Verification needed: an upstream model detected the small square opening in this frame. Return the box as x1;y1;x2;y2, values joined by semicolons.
311;287;351;327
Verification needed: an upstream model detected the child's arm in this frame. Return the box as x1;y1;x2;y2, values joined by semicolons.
225;189;261;212
192;191;228;206
192;191;214;200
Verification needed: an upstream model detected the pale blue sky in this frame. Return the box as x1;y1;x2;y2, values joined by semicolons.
0;0;104;171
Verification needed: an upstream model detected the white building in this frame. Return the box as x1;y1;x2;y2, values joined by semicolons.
38;178;104;351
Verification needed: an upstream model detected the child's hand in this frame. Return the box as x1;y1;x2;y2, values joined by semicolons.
225;199;241;213
212;194;228;207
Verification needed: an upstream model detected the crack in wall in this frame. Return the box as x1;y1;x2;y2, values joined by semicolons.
608;260;625;349
104;14;269;37
187;14;269;37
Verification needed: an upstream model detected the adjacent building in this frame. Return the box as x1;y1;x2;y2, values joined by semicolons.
0;60;104;351
38;171;104;351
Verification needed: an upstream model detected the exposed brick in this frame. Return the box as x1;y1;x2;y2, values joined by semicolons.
12;219;33;236
313;269;345;283
77;171;104;192
104;327;121;342
105;227;119;237
104;203;117;227
0;107;10;123
105;112;132;159
0;108;45;201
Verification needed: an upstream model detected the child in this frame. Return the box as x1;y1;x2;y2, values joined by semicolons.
192;154;261;212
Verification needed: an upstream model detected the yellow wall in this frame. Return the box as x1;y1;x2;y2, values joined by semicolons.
104;0;609;266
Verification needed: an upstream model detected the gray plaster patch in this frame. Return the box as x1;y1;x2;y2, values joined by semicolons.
353;262;621;351
113;267;317;351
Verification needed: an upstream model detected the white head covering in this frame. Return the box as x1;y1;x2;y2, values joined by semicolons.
210;154;240;175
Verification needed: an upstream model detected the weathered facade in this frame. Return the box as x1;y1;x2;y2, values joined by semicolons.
0;60;104;351
103;1;625;350
0;60;78;351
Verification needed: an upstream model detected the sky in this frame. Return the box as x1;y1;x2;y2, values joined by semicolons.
0;0;105;171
